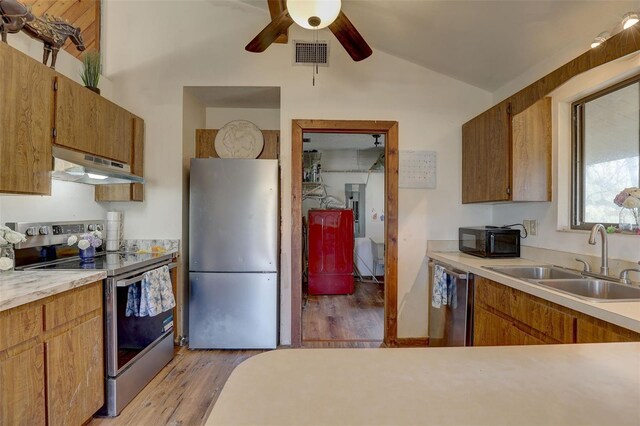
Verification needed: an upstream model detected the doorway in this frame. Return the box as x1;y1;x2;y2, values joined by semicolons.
291;120;399;347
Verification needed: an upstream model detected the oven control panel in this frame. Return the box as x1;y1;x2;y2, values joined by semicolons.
5;220;105;249
52;223;87;235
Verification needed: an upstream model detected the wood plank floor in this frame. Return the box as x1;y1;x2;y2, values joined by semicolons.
303;280;384;342
90;341;382;425
89;347;261;426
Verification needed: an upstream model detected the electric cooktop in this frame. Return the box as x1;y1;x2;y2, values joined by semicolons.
22;252;174;276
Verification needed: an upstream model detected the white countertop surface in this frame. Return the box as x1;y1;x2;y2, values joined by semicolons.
207;343;640;425
0;270;107;312
428;251;640;333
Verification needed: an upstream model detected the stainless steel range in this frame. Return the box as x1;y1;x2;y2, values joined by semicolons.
8;220;176;417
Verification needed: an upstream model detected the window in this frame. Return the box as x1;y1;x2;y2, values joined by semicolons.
572;75;640;230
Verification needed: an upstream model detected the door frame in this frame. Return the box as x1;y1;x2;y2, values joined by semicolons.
291;119;399;347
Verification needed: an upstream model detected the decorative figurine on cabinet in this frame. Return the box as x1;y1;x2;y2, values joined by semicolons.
0;0;85;69
0;0;33;42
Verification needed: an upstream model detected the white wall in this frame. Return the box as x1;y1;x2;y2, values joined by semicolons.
180;90;206;337
206;107;280;130
0;180;108;224
102;0;493;342
0;32;115;225
493;53;640;263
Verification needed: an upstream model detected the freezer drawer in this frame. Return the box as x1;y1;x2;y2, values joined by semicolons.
188;272;277;349
189;159;278;272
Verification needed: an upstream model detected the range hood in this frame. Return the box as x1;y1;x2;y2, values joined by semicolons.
52;146;144;185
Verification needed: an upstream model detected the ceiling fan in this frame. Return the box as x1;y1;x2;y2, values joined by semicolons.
245;0;372;62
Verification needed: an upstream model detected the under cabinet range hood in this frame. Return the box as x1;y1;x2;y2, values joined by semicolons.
52;146;144;185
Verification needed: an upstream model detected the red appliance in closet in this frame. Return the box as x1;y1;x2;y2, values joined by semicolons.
308;209;354;295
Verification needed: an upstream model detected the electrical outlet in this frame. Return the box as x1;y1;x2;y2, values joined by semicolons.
523;219;538;236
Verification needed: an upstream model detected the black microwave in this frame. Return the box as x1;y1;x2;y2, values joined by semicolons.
459;226;520;258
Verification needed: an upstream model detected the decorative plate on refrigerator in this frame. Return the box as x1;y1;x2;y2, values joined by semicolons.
214;120;264;159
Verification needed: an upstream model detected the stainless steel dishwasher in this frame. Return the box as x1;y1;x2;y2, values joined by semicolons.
428;260;474;347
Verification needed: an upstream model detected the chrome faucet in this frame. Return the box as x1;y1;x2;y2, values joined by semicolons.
575;258;591;272
588;224;609;276
619;262;640;285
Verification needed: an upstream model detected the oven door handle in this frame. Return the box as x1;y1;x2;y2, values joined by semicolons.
116;262;178;287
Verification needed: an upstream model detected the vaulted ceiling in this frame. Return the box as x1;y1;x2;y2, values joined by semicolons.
241;0;640;92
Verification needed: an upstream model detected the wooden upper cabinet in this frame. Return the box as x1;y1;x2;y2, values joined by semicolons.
511;97;552;202
54;74;132;164
131;115;145;177
0;42;54;195
95;115;145;202
462;97;552;204
462;101;511;203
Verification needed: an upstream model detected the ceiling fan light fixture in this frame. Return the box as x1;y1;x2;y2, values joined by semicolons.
622;12;639;29
590;31;610;48
287;0;341;29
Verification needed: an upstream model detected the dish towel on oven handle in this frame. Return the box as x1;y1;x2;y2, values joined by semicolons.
431;265;457;309
125;265;176;317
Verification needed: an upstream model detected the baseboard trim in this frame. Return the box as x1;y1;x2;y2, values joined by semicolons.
396;337;429;347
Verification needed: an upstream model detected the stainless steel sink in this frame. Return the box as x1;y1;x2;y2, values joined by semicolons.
535;279;640;302
485;265;585;280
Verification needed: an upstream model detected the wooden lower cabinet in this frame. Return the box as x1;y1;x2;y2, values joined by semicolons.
0;344;46;425
474;306;544;346
473;276;640;346
0;282;103;425
46;315;103;426
576;317;640;343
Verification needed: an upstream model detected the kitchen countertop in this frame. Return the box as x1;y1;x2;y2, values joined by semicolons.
427;250;640;333
207;343;640;425
0;270;107;312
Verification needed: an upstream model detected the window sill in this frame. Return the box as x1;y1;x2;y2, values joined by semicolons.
558;227;640;237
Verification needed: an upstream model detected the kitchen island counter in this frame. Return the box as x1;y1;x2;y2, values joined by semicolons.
207;343;640;425
0;270;106;312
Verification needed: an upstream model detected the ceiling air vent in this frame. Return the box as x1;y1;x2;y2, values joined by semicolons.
293;40;329;67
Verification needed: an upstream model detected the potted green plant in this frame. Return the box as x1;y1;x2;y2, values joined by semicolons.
80;50;101;94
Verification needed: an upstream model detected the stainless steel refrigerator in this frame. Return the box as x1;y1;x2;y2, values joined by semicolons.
189;158;278;349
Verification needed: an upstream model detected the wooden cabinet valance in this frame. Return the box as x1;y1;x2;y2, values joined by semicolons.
195;129;280;160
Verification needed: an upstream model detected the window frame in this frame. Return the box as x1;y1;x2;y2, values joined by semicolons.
571;73;640;230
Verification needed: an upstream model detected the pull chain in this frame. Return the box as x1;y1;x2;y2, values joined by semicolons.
312;27;318;86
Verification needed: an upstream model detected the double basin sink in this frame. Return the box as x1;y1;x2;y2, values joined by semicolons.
484;265;640;302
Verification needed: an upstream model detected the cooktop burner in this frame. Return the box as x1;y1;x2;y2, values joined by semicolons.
23;252;174;276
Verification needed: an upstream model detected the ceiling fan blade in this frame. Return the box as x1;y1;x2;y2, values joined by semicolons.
267;0;286;19
267;0;289;43
328;11;372;62
245;9;294;53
